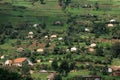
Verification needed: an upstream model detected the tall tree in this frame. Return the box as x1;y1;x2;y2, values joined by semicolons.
21;61;30;76
59;60;70;76
39;0;44;4
95;2;99;10
111;42;120;58
51;59;58;71
58;0;63;6
69;62;76;70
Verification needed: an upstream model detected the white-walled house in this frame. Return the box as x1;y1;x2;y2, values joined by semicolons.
28;31;34;38
110;19;116;23
90;43;96;48
5;60;13;66
107;23;114;27
0;55;5;59
37;48;44;53
33;24;39;27
58;37;63;40
85;28;90;32
71;47;77;52
51;35;57;38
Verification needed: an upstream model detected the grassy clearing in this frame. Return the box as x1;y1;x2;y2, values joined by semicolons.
0;39;16;49
0;0;65;27
63;70;90;79
31;72;49;80
112;58;120;66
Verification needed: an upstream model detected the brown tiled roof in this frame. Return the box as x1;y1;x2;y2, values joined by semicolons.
14;58;27;63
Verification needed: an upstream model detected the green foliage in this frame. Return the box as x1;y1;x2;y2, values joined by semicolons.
21;61;30;75
54;74;62;80
69;62;76;70
111;42;120;58
19;49;31;57
93;22;108;35
59;60;70;76
96;46;104;56
39;0;44;4
0;68;22;80
51;59;58;71
102;65;108;75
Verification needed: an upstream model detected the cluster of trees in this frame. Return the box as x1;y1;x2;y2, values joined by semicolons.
0;23;17;44
52;59;76;76
58;0;71;6
0;67;32;80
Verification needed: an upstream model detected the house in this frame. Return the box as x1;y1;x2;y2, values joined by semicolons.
28;31;34;35
111;66;120;76
88;48;95;52
49;58;54;63
53;21;63;26
108;68;112;73
39;70;48;73
110;19;116;23
47;73;56;80
90;43;96;48
107;23;114;27
0;55;5;59
13;58;33;67
33;24;39;27
30;70;34;74
28;31;34;38
45;35;48;39
66;49;70;52
85;28;90;32
70;69;77;72
36;59;41;63
17;47;24;52
82;4;92;8
58;37;63;40
71;47;77;52
37;48;44;53
51;35;57;38
5;60;13;66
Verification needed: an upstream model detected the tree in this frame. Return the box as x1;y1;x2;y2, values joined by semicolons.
39;0;44;4
16;40;21;47
21;61;30;76
112;25;120;39
0;34;6;44
54;46;60;54
96;46;104;56
95;2;99;10
41;22;46;29
65;0;71;6
59;60;70;76
51;59;58;71
69;62;76;70
111;42;120;58
54;74;62;80
58;0;63;6
19;49;31;57
102;65;108;75
0;68;22;80
30;51;37;63
92;22;108;35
